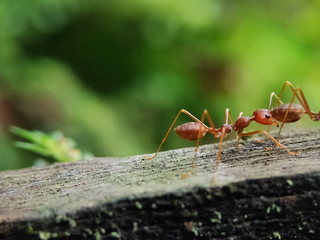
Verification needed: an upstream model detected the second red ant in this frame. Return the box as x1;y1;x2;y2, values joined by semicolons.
268;81;320;139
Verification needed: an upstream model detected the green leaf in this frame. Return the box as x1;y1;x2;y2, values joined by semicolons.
14;142;51;156
11;125;84;163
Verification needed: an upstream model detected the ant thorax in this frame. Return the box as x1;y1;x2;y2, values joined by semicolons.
232;116;255;134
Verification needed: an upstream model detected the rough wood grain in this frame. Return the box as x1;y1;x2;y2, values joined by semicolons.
1;128;320;239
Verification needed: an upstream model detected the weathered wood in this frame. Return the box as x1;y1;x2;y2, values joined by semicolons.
1;128;320;239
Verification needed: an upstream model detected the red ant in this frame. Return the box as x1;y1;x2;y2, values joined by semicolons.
268;81;320;140
145;107;298;180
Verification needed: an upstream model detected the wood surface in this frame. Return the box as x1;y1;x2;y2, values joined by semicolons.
1;128;320;239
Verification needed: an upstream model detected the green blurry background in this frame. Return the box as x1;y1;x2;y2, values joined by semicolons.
0;0;319;170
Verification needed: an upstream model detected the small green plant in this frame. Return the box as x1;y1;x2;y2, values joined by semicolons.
266;204;281;214
273;231;281;239
210;211;222;224
286;179;294;186
10;126;90;164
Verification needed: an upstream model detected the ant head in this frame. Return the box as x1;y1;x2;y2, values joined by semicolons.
253;109;279;126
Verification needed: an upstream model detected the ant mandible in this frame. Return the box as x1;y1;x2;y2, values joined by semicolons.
268;81;320;140
145;107;298;180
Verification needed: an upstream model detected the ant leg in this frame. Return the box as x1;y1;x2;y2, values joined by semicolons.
212;108;233;183
191;109;222;169
268;92;283;109
269;82;296;139
202;108;234;163
276;81;302;104
236;112;243;148
270;81;303;112
211;126;226;183
239;130;299;156
191;108;232;183
145;109;210;160
194;109;219;155
269;81;298;107
180;109;216;179
276;85;320;139
217;108;233;162
226;107;234;125
237;112;243;119
269;82;303;140
181;109;220;179
279;81;305;107
294;88;320;121
276;88;300;139
266;91;287;142
267;93;281;140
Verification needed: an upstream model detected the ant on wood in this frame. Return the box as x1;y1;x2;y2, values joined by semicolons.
145;92;299;180
268;81;320;140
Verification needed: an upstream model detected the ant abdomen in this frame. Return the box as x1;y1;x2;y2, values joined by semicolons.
174;122;207;140
271;103;304;123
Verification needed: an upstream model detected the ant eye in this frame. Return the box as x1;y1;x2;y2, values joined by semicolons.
265;114;270;119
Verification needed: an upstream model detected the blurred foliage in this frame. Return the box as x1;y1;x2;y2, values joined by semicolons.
0;0;320;170
11;126;85;165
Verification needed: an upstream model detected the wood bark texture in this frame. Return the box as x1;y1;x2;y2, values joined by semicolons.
1;128;320;240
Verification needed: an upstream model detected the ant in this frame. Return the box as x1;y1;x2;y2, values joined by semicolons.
268;81;320;140
145;107;298;181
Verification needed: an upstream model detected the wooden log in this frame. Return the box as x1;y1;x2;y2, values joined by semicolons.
1;128;320;239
